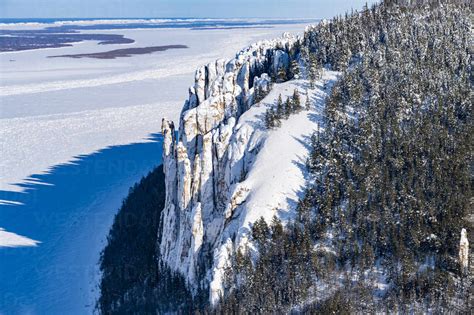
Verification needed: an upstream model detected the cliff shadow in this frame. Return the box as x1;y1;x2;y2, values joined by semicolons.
0;133;163;314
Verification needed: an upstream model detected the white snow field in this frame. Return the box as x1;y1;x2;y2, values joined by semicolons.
0;21;308;314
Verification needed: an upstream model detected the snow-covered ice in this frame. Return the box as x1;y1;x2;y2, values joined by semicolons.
1;25;306;192
0;21;308;314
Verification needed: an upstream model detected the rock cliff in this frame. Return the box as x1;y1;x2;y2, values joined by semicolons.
159;33;297;303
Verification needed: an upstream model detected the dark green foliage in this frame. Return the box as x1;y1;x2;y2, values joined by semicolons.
253;85;264;103
291;89;302;113
251;217;270;246
98;166;195;314
283;97;292;119
217;217;318;314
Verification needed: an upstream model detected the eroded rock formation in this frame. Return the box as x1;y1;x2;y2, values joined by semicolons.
159;34;296;302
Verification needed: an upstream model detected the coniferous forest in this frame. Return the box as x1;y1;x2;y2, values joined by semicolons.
98;166;194;314
218;0;472;313
99;0;472;313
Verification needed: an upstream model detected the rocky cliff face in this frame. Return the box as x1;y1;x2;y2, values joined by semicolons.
159;33;297;303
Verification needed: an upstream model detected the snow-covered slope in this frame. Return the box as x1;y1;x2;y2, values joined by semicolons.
208;72;338;302
158;32;338;303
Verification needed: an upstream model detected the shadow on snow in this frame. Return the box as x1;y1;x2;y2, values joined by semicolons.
0;133;163;314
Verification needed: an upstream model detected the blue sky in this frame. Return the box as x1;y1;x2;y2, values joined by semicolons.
1;0;379;19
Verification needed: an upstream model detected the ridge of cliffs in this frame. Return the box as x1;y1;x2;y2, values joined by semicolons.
159;33;298;303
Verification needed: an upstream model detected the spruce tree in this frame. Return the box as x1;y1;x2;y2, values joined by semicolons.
308;54;320;88
264;107;274;129
290;59;300;79
292;89;302;113
284;97;291;119
305;91;312;110
265;107;280;129
276;94;284;119
252;217;270;247
273;107;281;128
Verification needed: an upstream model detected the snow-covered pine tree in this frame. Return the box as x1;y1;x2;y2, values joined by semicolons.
276;94;284;119
264;107;274;129
308;54;320;88
273;107;281;127
292;89;302;113
264;106;280;129
290;59;300;79
283;97;291;119
305;90;311;110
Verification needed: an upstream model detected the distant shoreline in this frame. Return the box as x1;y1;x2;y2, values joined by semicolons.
190;25;274;30
0;18;316;53
0;17;319;27
0;32;134;52
48;45;189;59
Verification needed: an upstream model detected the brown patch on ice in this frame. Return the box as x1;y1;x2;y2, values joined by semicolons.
48;45;188;59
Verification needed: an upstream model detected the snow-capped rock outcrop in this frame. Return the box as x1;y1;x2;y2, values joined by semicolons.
459;228;469;274
159;33;299;301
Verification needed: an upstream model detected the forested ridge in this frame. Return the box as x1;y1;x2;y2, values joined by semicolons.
98;0;472;313
218;0;473;313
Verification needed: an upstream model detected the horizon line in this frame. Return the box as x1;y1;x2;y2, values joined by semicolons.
0;17;322;20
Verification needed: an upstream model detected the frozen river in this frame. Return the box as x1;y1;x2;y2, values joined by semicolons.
0;19;309;314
